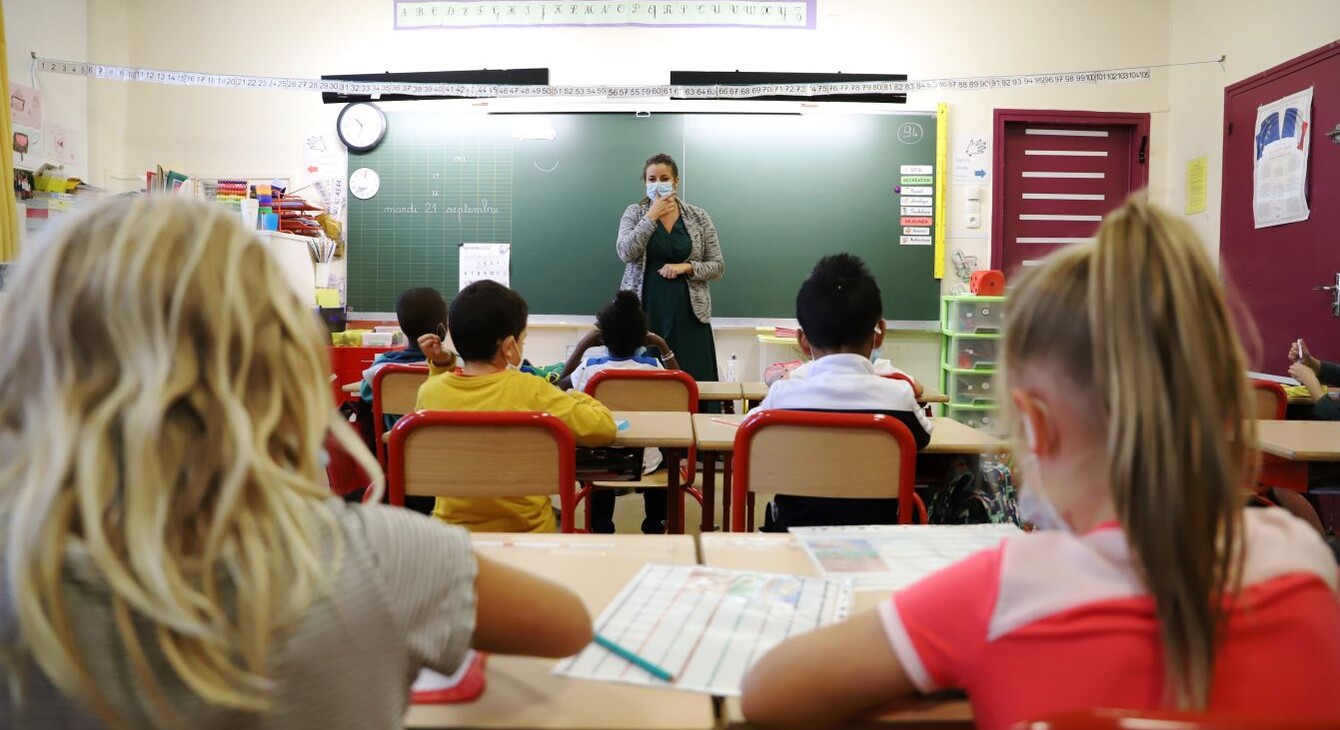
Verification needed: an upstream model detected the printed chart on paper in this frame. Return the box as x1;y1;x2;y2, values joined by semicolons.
792;524;1021;590
554;563;849;696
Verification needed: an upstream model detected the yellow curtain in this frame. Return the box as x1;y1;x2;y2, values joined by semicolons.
0;4;19;261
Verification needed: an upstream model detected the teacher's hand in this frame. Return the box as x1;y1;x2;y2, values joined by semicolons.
658;263;693;280
646;193;677;222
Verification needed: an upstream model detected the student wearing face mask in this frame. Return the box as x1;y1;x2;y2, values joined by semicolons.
616;153;725;387
415;280;618;532
739;198;1340;728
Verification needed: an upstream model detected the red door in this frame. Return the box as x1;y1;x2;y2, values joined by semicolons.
1220;42;1340;369
992;111;1151;274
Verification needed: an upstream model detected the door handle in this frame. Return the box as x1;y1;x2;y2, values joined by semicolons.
1317;273;1340;317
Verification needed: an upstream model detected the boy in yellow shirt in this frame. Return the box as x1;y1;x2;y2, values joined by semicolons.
416;280;617;532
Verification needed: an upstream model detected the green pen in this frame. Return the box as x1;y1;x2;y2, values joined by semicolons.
593;632;675;682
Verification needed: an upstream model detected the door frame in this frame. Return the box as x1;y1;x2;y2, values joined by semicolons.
990;109;1152;269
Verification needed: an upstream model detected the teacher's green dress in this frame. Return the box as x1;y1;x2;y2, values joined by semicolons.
642;216;720;385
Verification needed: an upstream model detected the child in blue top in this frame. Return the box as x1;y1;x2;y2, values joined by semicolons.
359;287;451;404
559;291;680;533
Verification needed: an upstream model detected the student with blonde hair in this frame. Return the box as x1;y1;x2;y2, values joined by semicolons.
741;198;1340;728
0;198;593;729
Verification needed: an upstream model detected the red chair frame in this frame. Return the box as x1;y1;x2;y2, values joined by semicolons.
372;363;431;467
1250;379;1308;493
582;369;703;532
1250;379;1288;421
731;409;921;532
386;410;579;533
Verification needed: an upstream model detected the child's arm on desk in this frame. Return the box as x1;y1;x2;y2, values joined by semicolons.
742;610;914;728
474;554;592;658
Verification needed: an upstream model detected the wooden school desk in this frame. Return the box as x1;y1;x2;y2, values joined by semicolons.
1256;420;1340;461
696;381;743;403
696;380;744;415
699;533;974;728
1255;421;1340;492
740;381;770;409
404;534;713;730
692;416;1007;532
611;411;695;533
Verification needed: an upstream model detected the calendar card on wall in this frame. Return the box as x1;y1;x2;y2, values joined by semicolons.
459;243;510;291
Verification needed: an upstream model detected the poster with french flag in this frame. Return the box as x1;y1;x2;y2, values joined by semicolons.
1253;86;1312;229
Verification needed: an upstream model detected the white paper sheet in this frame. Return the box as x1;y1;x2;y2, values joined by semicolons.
459;243;510;291
1248;371;1301;387
1253;87;1312;229
413;650;478;692
553;563;850;697
791;524;1021;590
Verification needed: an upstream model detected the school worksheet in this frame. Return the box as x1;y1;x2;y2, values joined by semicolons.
554;563;850;697
792;524;1022;590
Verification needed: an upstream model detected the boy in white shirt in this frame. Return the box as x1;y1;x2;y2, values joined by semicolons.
559;291;681;532
758;254;932;531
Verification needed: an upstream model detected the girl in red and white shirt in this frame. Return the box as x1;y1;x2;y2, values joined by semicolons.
740;197;1340;729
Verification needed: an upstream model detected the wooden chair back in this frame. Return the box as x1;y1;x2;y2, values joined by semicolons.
1250;379;1288;421
387;410;578;532
372;364;430;465
731;409;919;531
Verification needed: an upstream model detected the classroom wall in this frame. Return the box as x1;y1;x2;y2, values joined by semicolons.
59;0;1175;380
1165;0;1340;257
5;0;87;179
77;0;1173;285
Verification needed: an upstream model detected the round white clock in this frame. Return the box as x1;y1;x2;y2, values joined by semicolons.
337;102;388;152
349;168;381;200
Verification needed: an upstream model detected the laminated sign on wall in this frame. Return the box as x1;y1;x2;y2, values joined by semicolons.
1253;87;1312;229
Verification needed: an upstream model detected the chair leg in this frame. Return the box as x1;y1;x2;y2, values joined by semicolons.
665;448;684;534
701;451;717;533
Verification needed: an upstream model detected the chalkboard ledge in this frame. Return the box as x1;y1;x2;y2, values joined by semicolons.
350;312;939;333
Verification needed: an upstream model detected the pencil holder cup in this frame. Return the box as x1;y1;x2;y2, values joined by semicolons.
314;262;332;288
238;199;259;230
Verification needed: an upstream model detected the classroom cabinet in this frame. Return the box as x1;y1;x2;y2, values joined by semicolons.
941;295;1005;335
940;295;1005;434
329;345;400;401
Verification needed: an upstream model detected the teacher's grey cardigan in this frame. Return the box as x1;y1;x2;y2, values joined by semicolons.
616;201;725;324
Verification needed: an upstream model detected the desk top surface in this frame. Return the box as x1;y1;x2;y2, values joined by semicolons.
404;534;712;730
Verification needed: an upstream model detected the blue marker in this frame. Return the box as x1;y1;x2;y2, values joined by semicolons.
617;419;631;431
593;633;675;682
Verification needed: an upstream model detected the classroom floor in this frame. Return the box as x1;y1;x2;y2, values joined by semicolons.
566;471;771;535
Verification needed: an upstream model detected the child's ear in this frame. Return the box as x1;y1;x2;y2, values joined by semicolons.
797;330;813;359
1010;387;1056;457
873;320;886;350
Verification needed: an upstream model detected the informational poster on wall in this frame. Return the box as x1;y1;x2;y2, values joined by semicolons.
1253;86;1312;229
10;83;44;170
952;134;990;184
459;243;510;290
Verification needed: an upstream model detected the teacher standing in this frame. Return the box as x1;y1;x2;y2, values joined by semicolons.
616;153;725;385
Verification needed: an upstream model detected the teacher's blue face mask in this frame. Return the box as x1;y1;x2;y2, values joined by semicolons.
646;182;674;199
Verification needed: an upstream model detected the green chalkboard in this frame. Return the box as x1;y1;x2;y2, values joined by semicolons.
347;111;939;320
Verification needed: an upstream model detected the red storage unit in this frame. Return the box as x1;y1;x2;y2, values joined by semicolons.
326;345;401;497
329;345;401;402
